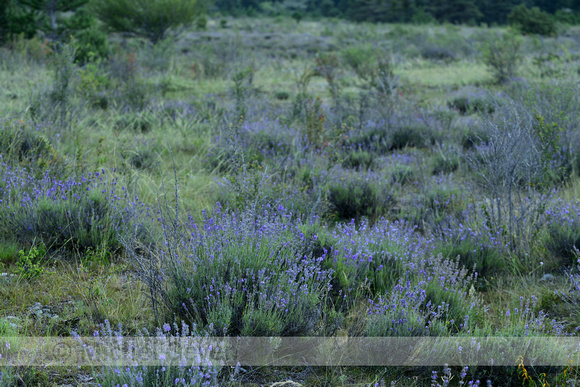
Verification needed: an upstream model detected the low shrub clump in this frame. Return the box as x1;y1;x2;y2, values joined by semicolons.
123;203;333;336
327;169;396;223
0;164;148;257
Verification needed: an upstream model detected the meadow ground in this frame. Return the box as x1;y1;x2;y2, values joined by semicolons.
1;16;580;386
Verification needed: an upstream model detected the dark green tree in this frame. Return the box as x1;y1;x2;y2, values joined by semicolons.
508;4;557;35
92;0;207;44
19;0;88;41
476;0;519;25
0;0;9;42
341;0;419;23
428;0;482;24
0;0;38;43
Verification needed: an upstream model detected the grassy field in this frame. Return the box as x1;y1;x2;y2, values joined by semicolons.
2;16;580;386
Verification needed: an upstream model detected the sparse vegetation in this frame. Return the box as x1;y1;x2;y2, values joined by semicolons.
1;7;580;386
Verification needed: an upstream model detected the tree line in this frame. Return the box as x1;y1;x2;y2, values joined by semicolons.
213;0;580;25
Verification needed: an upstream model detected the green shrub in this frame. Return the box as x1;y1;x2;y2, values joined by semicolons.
448;96;495;115
480;32;523;84
0;192;121;256
249;131;292;157
342;150;375;170
421;46;456;63
29;43;81;131
432;154;459;175
543;221;580;266
0;0;9;44
371;56;398;96
77;56;110;109
3;0;92;44
0;240;19;265
291;10;302;23
388;164;415;186
327;174;395;223
91;0;207;44
0;119;64;174
554;9;580;25
341;44;376;81
153;208;329;337
195;14;207;29
389;125;430;150
434;238;504;279
508;5;557;37
116;79;151;112
16;245;46;280
347;128;390;154
274;90;290;100
72;23;110;65
400;183;467;231
1;2;37;42
125;143;158;170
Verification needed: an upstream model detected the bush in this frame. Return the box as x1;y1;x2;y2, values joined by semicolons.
435;238;504;279
508;5;557;37
29;43;81;130
0;119;63;174
366;254;478;337
0;165;148;257
347;127;390;154
480;32;523;84
463;101;544;254
554;9;580;25
77;56;110;109
324;217;432;306
123;204;332;336
73;23;110;65
327;172;395;223
274;90;290;100
341;44;376;81
388;164;416;186
342;150;375;170
1;192;118;254
543;202;580;266
389;125;430;150
402;181;467;232
0;239;19;265
448;96;495;115
91;0;207;44
195;14;207;29
432;154;459;175
421;46;456;63
16;245;46;280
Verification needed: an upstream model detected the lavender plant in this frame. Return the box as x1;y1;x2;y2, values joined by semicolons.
0;162;150;258
73;320;219;386
121;203;333;336
366;253;480;337
543;201;580;266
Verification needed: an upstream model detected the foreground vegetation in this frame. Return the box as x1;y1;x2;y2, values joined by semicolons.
2;14;580;386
